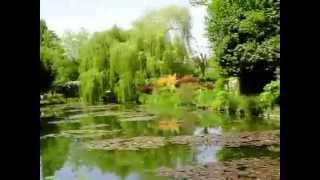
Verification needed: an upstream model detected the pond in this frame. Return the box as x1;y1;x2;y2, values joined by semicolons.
40;104;280;180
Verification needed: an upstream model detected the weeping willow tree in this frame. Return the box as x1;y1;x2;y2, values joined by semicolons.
109;41;143;103
79;5;193;104
79;26;128;104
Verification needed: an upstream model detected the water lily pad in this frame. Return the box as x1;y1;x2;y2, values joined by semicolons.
48;119;81;124
157;157;280;180
118;115;155;122
40;129;121;140
85;136;166;150
84;130;279;151
80;124;110;129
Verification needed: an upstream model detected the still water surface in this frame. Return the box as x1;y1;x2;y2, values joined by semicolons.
40;104;279;180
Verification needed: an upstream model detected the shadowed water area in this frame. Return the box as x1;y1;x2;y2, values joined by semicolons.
40;103;279;180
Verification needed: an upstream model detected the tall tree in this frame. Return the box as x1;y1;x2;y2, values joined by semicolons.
58;29;90;82
79;5;193;104
40;19;63;92
206;0;280;94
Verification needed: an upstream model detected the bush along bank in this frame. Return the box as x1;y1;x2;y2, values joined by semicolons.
140;74;279;118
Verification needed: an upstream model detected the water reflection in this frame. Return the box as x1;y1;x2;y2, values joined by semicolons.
40;157;43;180
40;104;279;180
54;163;142;180
40;138;71;178
216;145;280;161
158;119;180;134
41;104;279;138
193;127;222;136
194;145;222;164
41;139;191;180
41;138;228;180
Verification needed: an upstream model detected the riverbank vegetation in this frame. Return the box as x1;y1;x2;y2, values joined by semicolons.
40;1;280;179
40;1;279;117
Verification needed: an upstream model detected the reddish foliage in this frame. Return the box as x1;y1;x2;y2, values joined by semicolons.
139;84;154;94
175;75;199;87
205;82;214;90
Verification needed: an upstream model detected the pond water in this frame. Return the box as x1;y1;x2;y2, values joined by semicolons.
40;104;279;180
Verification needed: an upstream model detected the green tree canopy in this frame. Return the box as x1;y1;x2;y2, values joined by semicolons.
79;5;193;104
40;19;64;92
207;0;280;77
41;19;88;91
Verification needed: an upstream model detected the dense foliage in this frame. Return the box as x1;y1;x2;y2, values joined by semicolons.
40;20;62;92
259;67;280;109
40;20;87;93
206;0;280;77
79;6;194;104
40;3;280;117
58;30;89;83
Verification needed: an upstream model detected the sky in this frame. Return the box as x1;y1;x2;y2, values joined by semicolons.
40;0;210;55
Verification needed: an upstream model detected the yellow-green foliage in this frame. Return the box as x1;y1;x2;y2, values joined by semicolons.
259;79;280;109
79;69;105;104
79;5;193;104
40;93;66;105
144;87;182;116
211;90;229;111
195;79;263;117
110;42;141;103
208;91;260;116
176;84;198;105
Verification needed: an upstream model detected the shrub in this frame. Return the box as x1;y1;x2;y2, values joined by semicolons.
227;94;242;115
156;74;177;88
139;84;154;94
40;93;66;106
144;87;181;116
259;80;280;109
214;78;227;91
211;90;229;112
199;88;263;117
195;88;217;108
54;81;80;98
228;94;263;117
175;75;199;87
243;96;263;117
176;83;198;106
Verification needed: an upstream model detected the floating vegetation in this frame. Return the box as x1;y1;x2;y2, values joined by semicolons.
47;119;81;124
157;157;280;180
219;130;280;147
167;135;193;145
85;136;166;151
40;104;122;119
167;130;280;147
80;124;110;129
216;145;280;161
84;130;279;151
66;110;154;121
62;129;114;134
40;129;121;140
118;115;155;122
